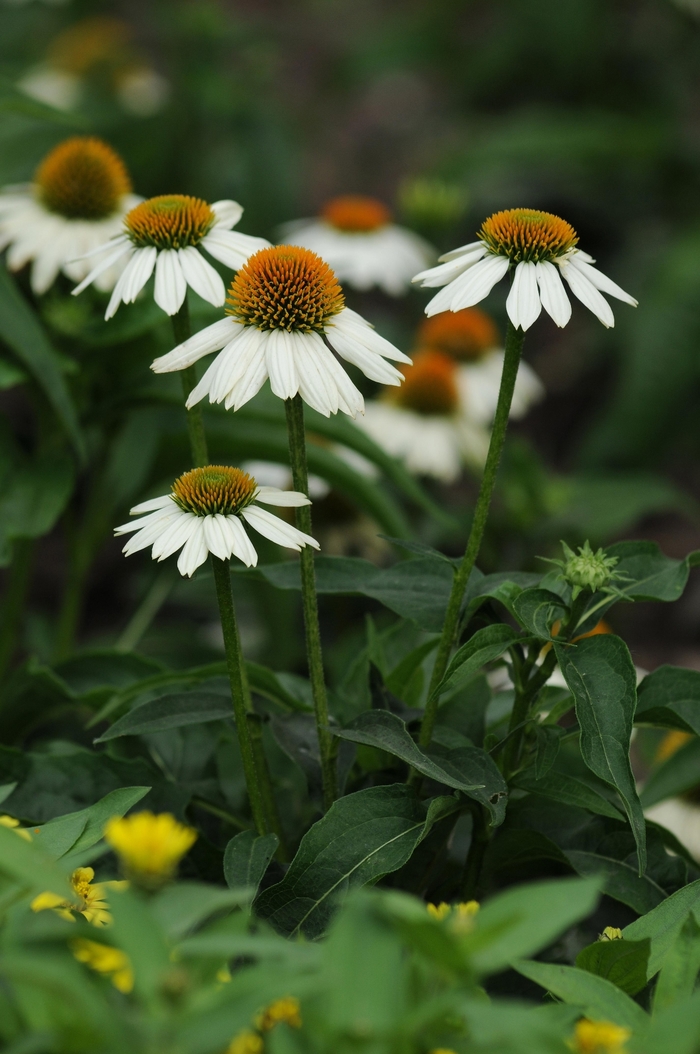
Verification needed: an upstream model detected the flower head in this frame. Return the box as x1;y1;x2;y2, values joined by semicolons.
115;465;320;578
151;245;412;418
0;815;31;840
31;866;125;926
413;207;637;331
556;540;621;600
226;1032;263;1054
71;938;134;993
281;195;435;296
104;811;196;888
599;926;623;941
571;1019;630;1054
255;996;302;1032
72;193;270;319
417;308;500;360
0;136;138;295
427;900;479;932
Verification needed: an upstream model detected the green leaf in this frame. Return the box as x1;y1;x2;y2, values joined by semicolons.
0;823;72;899
555;635;645;873
0;266;84;460
513;960;648;1031
384;638;439;700
0;452;74;545
533;725;562;778
623;878;700;979
636;665;700;734
639;737;700;808
32;786;151;858
107;886;171;1002
151;882;251;941
224;831;279;895
255;784;449;938
512;588;569;640
466;876;600;975
463;570;543;621
94;690;233;742
512;769;624;821
607;540;700;602
653;914;700;1012
564;849;666;915
576;937;651;997
433;624;520;700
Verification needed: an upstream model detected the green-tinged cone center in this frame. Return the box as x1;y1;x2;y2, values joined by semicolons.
171;466;257;516
124;194;215;249
478;208;578;264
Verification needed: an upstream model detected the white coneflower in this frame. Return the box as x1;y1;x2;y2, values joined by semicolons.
115;465;319;578
412;208;638;330
150;245;412;418
0;137;138;295
358;350;491;482
280;195;435;297
72;194;270;319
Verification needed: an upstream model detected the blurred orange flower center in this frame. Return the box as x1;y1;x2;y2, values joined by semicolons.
124;194;214;250
392;351;459;416
172;466;257;517
479;208;578;263
227;245;345;331
417;308;499;360
35;136;131;220
321;195;392;232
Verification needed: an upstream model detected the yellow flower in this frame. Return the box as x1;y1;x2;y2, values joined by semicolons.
427;900;479;932
572;1019;631;1053
31;867;126;926
599;926;623;942
226;1031;263;1054
255;996;302;1032
430;1049;459;1054
71;938;134;993
427;902;452;920
103;812;196;888
0;815;31;840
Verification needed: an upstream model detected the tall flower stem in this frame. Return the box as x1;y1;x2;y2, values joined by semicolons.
419;321;525;750
285;394;338;810
171;301;209;468
211;556;267;836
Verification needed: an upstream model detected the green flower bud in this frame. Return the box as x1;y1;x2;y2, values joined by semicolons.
560;540;619;599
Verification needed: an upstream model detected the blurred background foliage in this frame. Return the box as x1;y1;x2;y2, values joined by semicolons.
3;0;700;675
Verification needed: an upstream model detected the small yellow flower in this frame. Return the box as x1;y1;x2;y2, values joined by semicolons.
31;867;126;926
572;1019;631;1054
0;815;31;840
427;902;452;921
427;900;479;932
103;812;196;888
599;926;623;942
71;938;134;993
656;729;692;763
225;1031;263;1054
255;996;302;1032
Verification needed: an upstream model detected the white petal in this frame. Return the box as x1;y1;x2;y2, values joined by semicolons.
120;510;183;552
151;317;240;373
176;520;209;577
535;261;572;328
241;505;320;551
505;261;542;331
193;326;265;405
130;494;174;515
202;229;271;270
266;328;299;400
326;325;404;386
202;513;232;561
254;487;311;507
424;254;510;317
71;241;133;296
151;514;199;560
122;246;157;303
329;307;412;363
296;331;364;417
72;233;130;262
154;249;187;315
559;261;615;328
178;246;226;307
567;253;638;307
210;199;243;230
291;331;337;416
227;515;259;567
105;256;140;319
437;240;485;262
412;246;486;287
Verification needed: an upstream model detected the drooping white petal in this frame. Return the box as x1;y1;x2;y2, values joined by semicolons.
202;513;233;561
201;229;271;270
227;514;259;567
151;317;240;373
241;505;319;551
254;486;311;507
294;330;364;418
329;307;412;363
558;260;615;328
265;328;299;400
105;254;142;319
210;199;243;230
505;261;542;331
178;246;226;306
130;494;175;515
412;246;487;287
72;242;133;297
222;339;269;411
535;261;572;327
122;246;157;303
437;240;485;262
567;253;638;306
154;248;187;315
71;233;131;262
292;331;338;416
325;324;405;386
441;253;510;316
120;510;184;553
151;513;200;561
177;520;209;577
195;326;265;406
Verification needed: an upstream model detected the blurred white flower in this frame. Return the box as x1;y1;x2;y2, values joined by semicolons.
17;67;81;110
242;460;330;500
151;245;411;418
116;67;170;117
281;195;435;296
413;208;637;331
72;195;270;318
0;136;138;295
116;465;319;578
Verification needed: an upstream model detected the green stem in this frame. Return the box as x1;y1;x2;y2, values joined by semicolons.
0;538;34;684
246;712;288;860
419;322;525;750
54;485;108;660
461;804;489;901
284;394;338;810
502;647;557;776
211;556;267;835
171;301;208;468
115;571;173;653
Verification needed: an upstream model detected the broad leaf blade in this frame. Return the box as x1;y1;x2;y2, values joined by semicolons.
94;691;232;741
224;831;279;895
514;960;648;1031
434;624;519;699
636;665;700;734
